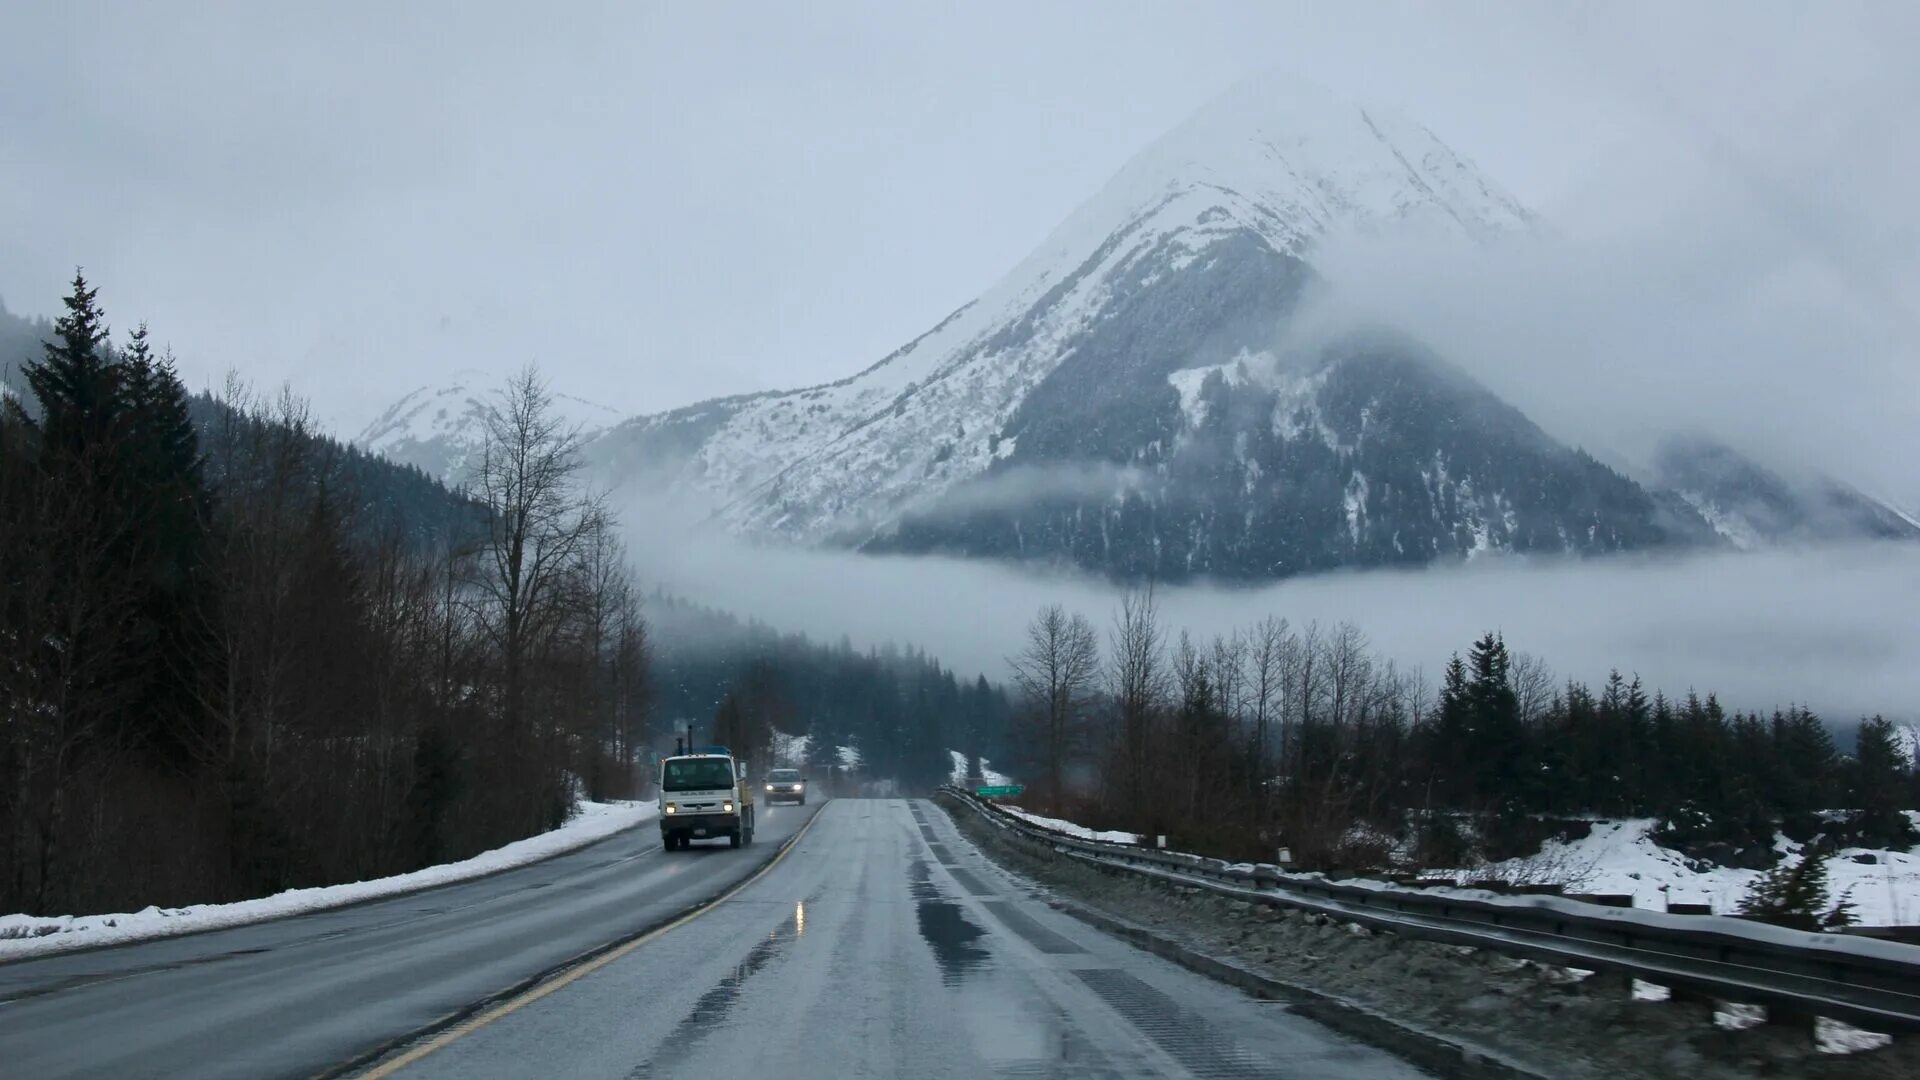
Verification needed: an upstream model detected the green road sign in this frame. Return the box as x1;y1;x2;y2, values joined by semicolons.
975;784;1024;797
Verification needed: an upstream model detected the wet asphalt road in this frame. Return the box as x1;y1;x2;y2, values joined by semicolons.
0;803;817;1079
382;799;1427;1079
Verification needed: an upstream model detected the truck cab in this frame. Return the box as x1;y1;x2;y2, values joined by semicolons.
659;750;755;850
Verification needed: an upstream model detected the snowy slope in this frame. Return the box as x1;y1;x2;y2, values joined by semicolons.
1652;436;1920;549
358;371;625;485
593;74;1532;545
946;750;1013;787
1458;818;1920;927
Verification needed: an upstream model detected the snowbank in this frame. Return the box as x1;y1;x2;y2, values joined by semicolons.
1001;806;1141;846
991;802;1920;928
0;799;658;962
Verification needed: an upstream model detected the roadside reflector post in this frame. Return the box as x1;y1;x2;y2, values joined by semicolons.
1277;847;1293;867
1156;835;1167;849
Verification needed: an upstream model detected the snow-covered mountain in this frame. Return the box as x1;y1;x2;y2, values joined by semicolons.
594;78;1533;532
588;75;1717;578
363;74;1914;580
357;372;624;485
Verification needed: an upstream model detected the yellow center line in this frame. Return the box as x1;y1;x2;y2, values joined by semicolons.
355;806;825;1078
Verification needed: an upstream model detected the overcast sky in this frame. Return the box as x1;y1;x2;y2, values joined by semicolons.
6;1;1914;484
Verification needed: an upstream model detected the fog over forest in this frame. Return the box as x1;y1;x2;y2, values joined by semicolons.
623;489;1920;724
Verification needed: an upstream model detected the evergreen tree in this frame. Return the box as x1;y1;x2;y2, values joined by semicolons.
1465;633;1522;806
21;271;116;459
1847;716;1916;847
1738;851;1833;931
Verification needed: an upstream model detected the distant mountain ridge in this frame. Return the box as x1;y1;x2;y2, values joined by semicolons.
356;372;624;486
1652;436;1920;550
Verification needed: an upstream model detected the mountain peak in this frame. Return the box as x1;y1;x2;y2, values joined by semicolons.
1030;73;1533;278
589;73;1548;556
358;375;624;484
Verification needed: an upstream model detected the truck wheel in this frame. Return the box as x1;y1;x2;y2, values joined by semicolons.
729;830;742;849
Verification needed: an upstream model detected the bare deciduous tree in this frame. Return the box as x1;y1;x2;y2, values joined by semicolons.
1009;604;1100;811
1511;650;1555;728
1107;588;1168;812
1243;616;1291;813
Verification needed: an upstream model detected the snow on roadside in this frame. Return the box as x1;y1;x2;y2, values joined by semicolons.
1449;818;1920;926
1001;806;1141;845
0;799;659;962
993;803;1920;928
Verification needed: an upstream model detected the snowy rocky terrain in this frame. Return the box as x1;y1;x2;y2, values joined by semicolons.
358;75;1918;580
357;370;625;485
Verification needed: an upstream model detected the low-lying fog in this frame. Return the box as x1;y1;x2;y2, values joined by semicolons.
626;510;1918;724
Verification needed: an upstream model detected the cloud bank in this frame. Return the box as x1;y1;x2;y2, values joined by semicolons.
620;486;1919;723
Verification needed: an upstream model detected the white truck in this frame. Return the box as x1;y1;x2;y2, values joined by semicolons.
658;749;756;850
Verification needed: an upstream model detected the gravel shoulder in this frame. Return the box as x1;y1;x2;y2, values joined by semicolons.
938;794;1920;1080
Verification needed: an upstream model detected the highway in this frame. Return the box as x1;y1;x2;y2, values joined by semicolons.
370;799;1423;1079
0;803;816;1079
0;799;1427;1078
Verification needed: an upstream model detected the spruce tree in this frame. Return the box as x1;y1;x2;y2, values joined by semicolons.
1848;716;1916;847
1466;633;1522;807
22;270;117;462
1739;850;1833;931
1431;653;1471;807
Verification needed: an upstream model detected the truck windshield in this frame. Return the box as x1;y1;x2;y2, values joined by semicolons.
663;759;734;792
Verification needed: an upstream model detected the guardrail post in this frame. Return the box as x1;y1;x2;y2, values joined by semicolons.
1581;969;1632;997
1664;984;1716;1009
1759;1004;1818;1038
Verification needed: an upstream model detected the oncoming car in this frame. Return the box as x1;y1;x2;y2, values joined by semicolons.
764;768;807;805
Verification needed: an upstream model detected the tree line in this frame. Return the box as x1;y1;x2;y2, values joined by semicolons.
648;595;1015;792
1008;592;1919;870
2;274;649;916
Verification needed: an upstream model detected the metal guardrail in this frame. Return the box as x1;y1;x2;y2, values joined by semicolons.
938;787;1920;1034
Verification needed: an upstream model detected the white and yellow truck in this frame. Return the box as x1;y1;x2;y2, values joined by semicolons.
658;748;755;850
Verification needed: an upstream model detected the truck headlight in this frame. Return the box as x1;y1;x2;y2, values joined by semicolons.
765;784;774;792
664;804;677;814
723;801;734;813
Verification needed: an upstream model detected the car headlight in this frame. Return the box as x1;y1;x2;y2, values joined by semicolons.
723;801;734;813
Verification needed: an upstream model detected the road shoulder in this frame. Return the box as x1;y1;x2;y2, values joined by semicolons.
934;792;1919;1080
